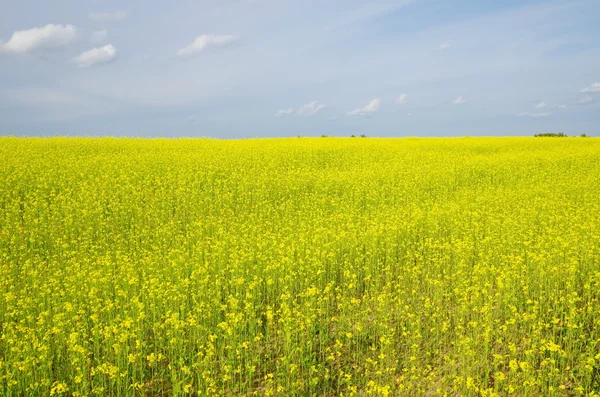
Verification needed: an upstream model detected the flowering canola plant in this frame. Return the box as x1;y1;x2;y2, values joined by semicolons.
1;137;600;396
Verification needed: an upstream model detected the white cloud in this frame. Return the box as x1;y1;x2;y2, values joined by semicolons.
275;108;294;117
516;112;551;117
452;96;466;104
89;11;129;21
177;35;237;57
439;42;451;50
535;101;546;109
347;98;381;117
91;30;108;44
297;101;326;116
0;24;77;54
581;82;600;93
73;44;117;68
396;93;408;105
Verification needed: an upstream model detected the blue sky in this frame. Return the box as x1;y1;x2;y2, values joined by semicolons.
1;0;599;138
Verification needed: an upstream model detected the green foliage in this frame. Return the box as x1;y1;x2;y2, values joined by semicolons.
534;132;567;137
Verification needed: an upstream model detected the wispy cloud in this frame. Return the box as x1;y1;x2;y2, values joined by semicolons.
275;101;327;117
347;98;381;117
3;87;79;105
325;0;416;31
396;93;408;105
0;24;77;54
574;96;596;106
439;42;451;50
517;112;551;117
91;30;108;44
73;45;117;68
297;101;326;116
581;82;600;93
177;34;237;57
452;96;466;105
275;108;294;117
535;101;567;109
89;11;129;21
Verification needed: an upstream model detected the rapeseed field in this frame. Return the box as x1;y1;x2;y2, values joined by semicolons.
1;137;599;396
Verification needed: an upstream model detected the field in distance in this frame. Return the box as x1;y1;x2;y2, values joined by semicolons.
1;137;599;396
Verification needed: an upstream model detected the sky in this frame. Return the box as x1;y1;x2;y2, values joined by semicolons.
0;0;599;138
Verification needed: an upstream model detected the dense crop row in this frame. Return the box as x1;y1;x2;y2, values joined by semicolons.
1;137;600;396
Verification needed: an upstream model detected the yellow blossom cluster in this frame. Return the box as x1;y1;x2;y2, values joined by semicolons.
1;137;599;396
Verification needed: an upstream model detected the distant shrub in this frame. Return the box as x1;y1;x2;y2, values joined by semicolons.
351;135;356;138
534;132;567;137
581;134;588;138
321;135;328;138
360;134;367;138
